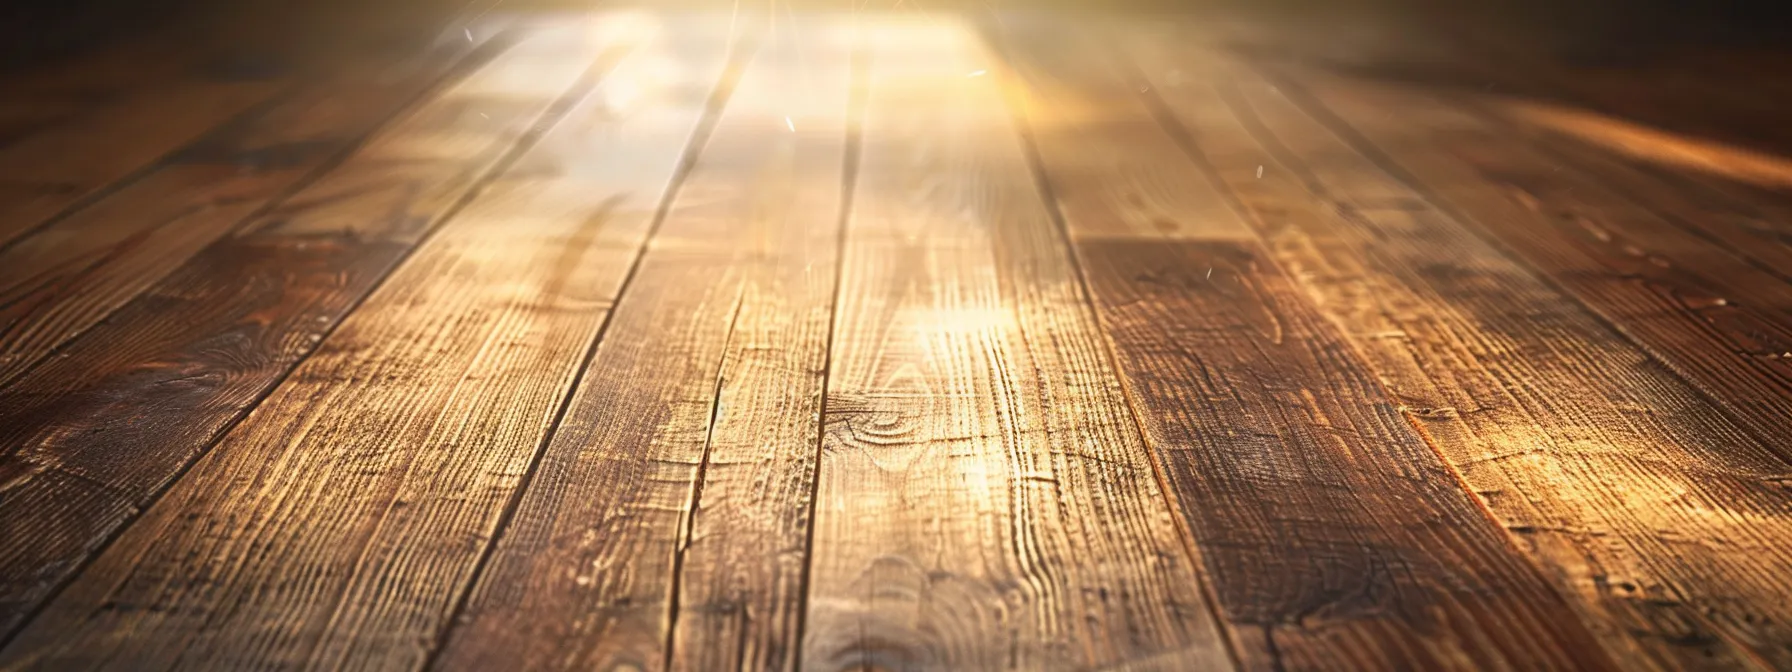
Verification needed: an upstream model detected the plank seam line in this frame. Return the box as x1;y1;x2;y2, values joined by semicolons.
1206;71;1702;600
789;34;867;672
0;55;319;255
978;14;1247;671
1204;73;1563;529
1435;77;1792;293
1246;59;1792;467
662;273;749;670
1055;20;1251;671
1233;36;1792;668
1519;123;1792;287
419;32;759;669
0;30;535;650
1178;47;1612;664
0;32;523;396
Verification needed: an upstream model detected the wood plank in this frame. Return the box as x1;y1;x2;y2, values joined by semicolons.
434;22;841;671
0;1;453;148
0;18;724;669
0;76;289;248
0;35;509;389
1468;100;1792;287
800;18;1232;671
1421;9;1792;163
1120;22;1792;669
999;17;1619;670
0;22;626;651
0;38;193;146
0;10;274;147
1251;53;1792;467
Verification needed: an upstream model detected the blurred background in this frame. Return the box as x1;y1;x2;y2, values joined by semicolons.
6;0;1791;137
5;0;1791;67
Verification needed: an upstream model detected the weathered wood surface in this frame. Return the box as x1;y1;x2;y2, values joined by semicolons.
0;0;484;248
1254;55;1792;469
435;21;844;671
667;25;850;671
1001;17;1618;670
1108;19;1792;670
0;34;508;390
1493;117;1792;288
0;37;200;147
0;8;283;147
1433;26;1792;275
1213;7;1792;276
0;0;456;147
1;8;1791;671
799;19;1232;671
0;68;285;248
0;22;624;660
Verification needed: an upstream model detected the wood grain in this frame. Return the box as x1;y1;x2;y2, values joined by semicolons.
0;35;507;389
435;22;845;671
0;71;284;248
0;22;627;660
0;0;447;149
1002;17;1618;670
1420;9;1792;171
0;37;198;147
1583;151;1792;286
0;6;288;148
5;8;1791;669
1467;100;1792;290
1122;22;1792;669
800;18;1232;671
669;25;851;672
1255;59;1792;468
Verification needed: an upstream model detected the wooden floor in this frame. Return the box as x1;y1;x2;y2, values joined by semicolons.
2;4;1791;670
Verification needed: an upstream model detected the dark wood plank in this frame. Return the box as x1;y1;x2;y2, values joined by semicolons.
0;23;626;655
1421;9;1792;166
800;18;1232;671
1000;16;1620;670
0;37;197;146
1124;23;1792;669
1467;98;1792;287
0;8;290;147
0;1;449;148
0;35;508;388
0;73;284;248
1217;7;1792;233
434;23;839;671
1254;53;1792;467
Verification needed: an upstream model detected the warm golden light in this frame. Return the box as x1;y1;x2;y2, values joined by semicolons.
1505;99;1792;190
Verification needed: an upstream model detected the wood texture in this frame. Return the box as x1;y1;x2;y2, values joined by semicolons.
1556;148;1792;287
435;23;843;671
0;19;739;670
0;1;439;149
1524;136;1792;286
0;23;624;660
0;35;506;389
800;19;1231;671
1430;23;1792;276
0;70;284;248
0;7;285;148
1119;21;1792;669
669;26;850;672
3;9;1792;669
0;36;199;147
1002;18;1618;670
1258;60;1792;468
